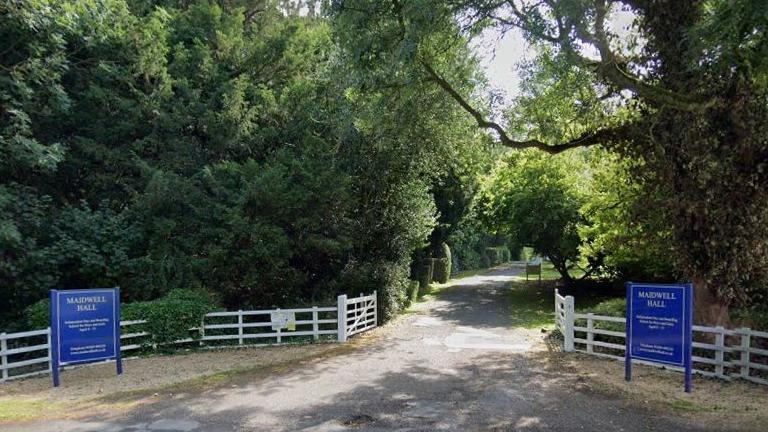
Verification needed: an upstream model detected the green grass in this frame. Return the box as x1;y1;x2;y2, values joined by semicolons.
507;280;558;329
0;398;67;421
519;262;586;281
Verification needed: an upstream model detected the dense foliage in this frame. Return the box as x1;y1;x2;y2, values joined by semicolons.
477;151;585;282
332;0;768;324
0;0;493;327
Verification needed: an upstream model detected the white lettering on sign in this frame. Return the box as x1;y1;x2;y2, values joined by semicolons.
638;290;677;308
66;295;107;311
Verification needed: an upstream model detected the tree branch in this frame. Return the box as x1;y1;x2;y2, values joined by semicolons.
420;60;627;154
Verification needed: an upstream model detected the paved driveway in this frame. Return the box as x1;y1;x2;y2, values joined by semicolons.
7;267;725;431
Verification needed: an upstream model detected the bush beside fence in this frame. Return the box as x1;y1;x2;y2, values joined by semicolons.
555;289;768;386
0;293;377;383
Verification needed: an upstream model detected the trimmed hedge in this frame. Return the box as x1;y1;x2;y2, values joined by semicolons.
485;246;511;266
432;243;452;283
418;258;435;289
432;258;449;283
407;280;420;304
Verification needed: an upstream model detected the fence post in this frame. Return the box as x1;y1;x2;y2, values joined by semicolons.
564;295;575;352
373;290;378;327
337;295;347;343
739;327;751;379
714;326;725;378
1;333;7;382
276;308;281;344
46;328;52;373
199;316;206;347
312;306;319;341
586;313;594;354
238;310;244;345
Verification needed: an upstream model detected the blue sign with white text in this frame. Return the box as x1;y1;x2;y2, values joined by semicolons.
50;288;122;386
625;282;693;392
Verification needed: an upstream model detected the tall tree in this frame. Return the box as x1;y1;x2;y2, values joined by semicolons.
332;0;768;324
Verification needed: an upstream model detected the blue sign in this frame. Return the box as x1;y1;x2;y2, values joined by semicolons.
50;288;123;387
625;282;693;392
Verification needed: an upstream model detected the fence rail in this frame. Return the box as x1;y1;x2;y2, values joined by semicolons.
0;293;377;384
555;289;768;386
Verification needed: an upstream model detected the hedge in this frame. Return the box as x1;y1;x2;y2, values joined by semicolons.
418;258;435;289
485;246;511;266
432;243;452;283
23;288;217;348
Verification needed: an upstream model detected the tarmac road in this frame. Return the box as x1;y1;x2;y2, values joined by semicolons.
9;267;725;431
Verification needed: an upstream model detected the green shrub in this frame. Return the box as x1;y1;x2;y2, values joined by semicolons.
406;280;419;304
481;253;491;268
578;298;626;344
418;258;434;289
24;299;50;329
484;247;511;266
433;258;450;284
338;260;409;323
440;243;452;281
122;288;217;347
22;289;217;348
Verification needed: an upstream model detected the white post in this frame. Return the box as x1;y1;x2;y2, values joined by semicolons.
714;326;725;378
276;308;281;344
564;295;575;352
46;328;52;373
199;316;206;347
553;289;560;331
740;327;751;379
337;295;347;343
1;333;7;382
312;306;319;341
372;290;378;327
586;313;594;354
238;310;243;345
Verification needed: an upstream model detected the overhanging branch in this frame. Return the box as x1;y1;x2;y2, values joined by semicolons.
421;60;627;154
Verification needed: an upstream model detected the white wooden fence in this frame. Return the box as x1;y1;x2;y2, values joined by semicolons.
0;292;377;383
555;289;768;386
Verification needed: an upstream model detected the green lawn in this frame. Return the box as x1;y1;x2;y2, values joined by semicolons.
506;262;611;329
507;280;559;329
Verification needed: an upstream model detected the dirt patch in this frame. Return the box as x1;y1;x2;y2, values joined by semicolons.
545;349;768;431
0;341;353;422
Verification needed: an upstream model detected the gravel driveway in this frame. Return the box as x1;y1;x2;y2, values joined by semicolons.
4;267;736;431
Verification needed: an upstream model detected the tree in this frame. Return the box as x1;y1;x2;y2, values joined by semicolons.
332;0;768;324
476;151;585;282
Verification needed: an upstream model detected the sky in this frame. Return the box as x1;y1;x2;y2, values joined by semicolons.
474;8;637;103
473;27;529;102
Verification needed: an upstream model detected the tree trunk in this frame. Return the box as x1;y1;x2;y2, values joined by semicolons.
692;277;731;327
549;256;573;286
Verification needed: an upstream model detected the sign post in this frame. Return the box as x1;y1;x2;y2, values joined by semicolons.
625;282;693;393
50;287;122;387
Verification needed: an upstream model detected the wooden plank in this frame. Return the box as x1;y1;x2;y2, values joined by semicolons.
121;332;149;339
0;356;50;370
120;320;146;326
573;338;624;351
0;329;50;339
1;343;49;356
573;313;625;323
572;326;625;338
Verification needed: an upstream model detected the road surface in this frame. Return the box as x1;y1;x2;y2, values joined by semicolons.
8;267;725;431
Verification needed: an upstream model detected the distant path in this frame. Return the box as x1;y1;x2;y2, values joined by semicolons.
8;267;724;431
